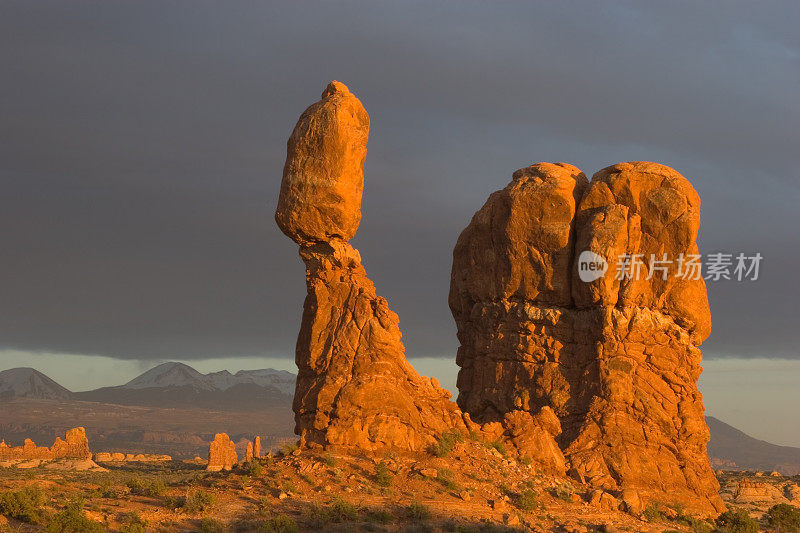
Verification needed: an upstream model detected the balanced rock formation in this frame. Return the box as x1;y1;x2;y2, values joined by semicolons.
207;433;238;472
451;162;722;514
276;81;466;452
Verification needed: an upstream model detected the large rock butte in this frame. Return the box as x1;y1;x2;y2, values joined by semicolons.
450;161;722;514
207;433;238;472
276;81;468;452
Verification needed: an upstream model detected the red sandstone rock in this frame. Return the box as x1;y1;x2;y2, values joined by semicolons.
276;82;466;452
0;427;91;463
276;81;369;247
207;433;237;471
245;441;254;462
451;162;722;515
254;436;261;459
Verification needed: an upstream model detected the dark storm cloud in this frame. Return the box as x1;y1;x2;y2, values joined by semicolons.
1;1;798;360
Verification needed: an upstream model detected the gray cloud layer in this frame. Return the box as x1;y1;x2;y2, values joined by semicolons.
1;1;798;360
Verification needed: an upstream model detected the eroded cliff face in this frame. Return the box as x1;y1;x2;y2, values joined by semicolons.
276;82;465;452
451;161;722;514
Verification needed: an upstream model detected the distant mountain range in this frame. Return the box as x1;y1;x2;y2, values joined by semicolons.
0;363;295;412
707;416;800;475
3;365;800;473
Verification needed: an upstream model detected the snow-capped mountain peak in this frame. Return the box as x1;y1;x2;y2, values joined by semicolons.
0;368;73;400
121;362;296;395
123;362;214;390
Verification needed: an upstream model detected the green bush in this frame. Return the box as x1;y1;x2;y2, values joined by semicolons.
374;461;393;487
0;486;47;523
549;482;573;502
198;517;224;533
365;508;393;524
44;499;104;533
119;510;148;533
405;503;431;521
322;453;337;467
767;503;800;533
126;477;166;497
716;507;759;533
280;443;299;456
327;498;358;522
184;489;216;514
430;430;464;457
304;498;358;529
686;517;715;533
643;503;663;522
242;459;264;477
488;440;507;457
435;468;459;491
260;514;299;533
515;489;538;511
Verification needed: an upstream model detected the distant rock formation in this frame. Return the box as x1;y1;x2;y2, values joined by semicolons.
0;427;90;462
94;452;171;463
276;81;466;452
207;433;238;471
254;436;261;459
0;427;102;470
451;162;722;515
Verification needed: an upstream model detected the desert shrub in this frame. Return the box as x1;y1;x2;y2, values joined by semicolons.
198;517;225;533
643;503;663;522
327;497;358;522
44;499;104;533
126;477;144;492
304;502;330;529
683;517;715;533
549;482;573;502
404;503;431;521
96;480;123;499
119;510;148;533
304;498;358;529
365;508;393;524
242;459;264;477
716;507;759;533
515;489;538;511
260;514;299;533
0;485;47;523
767;503;800;533
184;489;216;514
430;430;465;457
126;477;164;496
280;443;299;456
374;461;393;487
436;468;459;491
322;453;337;467
487;440;507;457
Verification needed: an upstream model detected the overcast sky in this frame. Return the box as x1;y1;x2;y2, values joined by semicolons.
1;2;798;439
